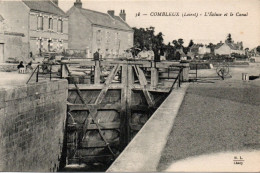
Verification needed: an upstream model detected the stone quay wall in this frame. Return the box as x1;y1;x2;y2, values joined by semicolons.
0;79;68;171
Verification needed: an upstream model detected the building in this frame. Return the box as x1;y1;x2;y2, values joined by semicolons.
214;41;245;55
0;0;68;63
0;13;27;63
66;0;134;59
188;44;211;59
198;45;211;55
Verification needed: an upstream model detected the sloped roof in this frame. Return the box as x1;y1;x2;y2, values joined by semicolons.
22;0;65;16
0;15;4;21
227;43;238;50
215;42;242;50
68;6;132;32
215;43;224;49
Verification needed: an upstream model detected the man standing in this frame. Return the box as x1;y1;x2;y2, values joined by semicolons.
93;49;100;60
147;47;155;61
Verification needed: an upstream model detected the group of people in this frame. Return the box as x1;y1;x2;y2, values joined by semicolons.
17;61;33;73
93;47;157;61
121;47;155;60
136;47;155;60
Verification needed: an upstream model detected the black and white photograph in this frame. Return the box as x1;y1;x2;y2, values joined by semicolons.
0;0;259;172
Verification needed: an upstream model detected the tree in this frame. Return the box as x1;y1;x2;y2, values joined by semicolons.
256;46;260;53
245;48;249;56
188;40;194;48
172;39;184;49
178;39;184;46
164;42;176;60
132;27;164;51
226;33;232;43
207;43;215;54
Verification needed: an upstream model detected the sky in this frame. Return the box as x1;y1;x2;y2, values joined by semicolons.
58;0;260;49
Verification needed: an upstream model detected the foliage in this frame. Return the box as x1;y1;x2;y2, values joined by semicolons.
133;27;193;60
257;46;260;53
164;42;176;60
132;27;164;51
231;53;248;59
132;27;165;60
202;53;214;60
207;43;215;54
226;33;232;43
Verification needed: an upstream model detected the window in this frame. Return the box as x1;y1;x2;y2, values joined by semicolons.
106;31;111;44
48;18;53;30
115;32;120;45
57;19;63;33
37;16;43;30
96;30;101;43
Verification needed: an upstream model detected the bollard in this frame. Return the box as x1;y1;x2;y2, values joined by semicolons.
242;73;249;81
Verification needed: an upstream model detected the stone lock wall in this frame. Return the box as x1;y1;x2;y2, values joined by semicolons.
0;80;68;171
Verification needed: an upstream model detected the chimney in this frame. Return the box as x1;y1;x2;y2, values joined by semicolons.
74;0;82;8
107;10;115;18
51;0;58;6
119;9;126;21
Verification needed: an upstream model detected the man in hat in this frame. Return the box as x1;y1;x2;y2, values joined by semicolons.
93;49;100;60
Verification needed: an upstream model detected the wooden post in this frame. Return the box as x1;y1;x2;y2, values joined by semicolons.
36;65;39;82
151;67;158;88
94;60;100;84
120;64;128;150
126;64;132;143
180;63;190;82
50;64;52;80
61;64;69;78
128;65;134;85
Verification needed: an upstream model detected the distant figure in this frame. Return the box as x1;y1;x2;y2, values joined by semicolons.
26;61;33;72
93;49;100;60
123;49;133;60
17;61;24;69
126;49;133;59
17;61;26;73
147;47;155;61
154;46;162;62
137;47;149;60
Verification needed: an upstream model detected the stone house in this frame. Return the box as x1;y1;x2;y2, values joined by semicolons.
66;0;134;59
198;45;211;55
0;0;68;62
188;44;210;59
0;13;27;63
214;41;245;55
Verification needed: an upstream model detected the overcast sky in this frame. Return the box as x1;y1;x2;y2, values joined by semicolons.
58;0;260;49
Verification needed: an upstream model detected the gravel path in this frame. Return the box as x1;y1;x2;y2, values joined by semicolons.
157;80;260;171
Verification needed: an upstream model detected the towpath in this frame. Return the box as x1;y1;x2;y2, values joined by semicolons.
157;63;260;171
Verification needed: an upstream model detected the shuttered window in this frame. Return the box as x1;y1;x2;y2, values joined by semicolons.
37;16;43;30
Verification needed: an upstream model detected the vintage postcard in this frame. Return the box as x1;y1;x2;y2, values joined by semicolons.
0;0;259;172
